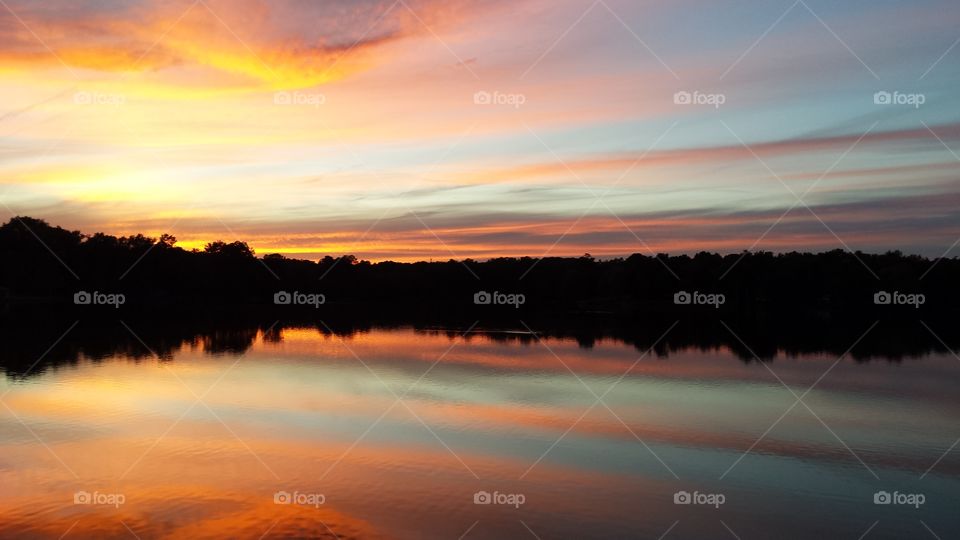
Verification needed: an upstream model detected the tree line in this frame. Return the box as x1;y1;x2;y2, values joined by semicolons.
0;216;956;315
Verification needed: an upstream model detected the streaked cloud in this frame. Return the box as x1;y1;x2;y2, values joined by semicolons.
1;0;959;259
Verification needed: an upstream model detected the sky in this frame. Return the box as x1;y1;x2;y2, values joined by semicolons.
0;0;958;261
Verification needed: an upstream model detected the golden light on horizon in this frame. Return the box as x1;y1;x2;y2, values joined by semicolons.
0;0;956;258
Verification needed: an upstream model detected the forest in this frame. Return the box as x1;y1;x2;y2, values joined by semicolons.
0;216;956;315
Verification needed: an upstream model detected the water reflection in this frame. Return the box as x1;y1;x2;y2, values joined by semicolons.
0;324;958;539
2;314;959;380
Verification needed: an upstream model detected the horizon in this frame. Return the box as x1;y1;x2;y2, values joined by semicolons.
2;214;947;264
1;0;959;261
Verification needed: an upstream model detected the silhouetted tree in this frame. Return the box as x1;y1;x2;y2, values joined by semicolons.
0;216;956;317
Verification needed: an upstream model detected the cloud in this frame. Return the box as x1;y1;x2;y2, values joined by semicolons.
2;0;959;260
0;0;486;90
23;184;956;262
426;122;960;189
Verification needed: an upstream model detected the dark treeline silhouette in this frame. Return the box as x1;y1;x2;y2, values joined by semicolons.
0;217;957;316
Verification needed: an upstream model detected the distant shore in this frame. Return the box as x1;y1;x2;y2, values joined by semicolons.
1;217;956;317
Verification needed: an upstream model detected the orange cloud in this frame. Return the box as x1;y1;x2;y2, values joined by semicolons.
0;0;473;91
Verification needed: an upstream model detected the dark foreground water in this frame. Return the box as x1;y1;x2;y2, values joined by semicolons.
1;324;958;539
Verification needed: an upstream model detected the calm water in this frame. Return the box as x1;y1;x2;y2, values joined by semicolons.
1;326;958;539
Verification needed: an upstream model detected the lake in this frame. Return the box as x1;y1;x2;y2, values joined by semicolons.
1;324;957;539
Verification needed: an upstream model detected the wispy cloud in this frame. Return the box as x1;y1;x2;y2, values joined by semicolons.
1;0;959;258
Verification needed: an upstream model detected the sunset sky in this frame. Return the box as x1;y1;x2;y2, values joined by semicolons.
1;0;958;260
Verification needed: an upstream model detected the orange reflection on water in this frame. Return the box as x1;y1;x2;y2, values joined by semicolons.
2;327;960;538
